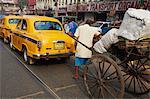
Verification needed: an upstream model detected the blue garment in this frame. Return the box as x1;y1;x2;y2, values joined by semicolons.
75;57;89;67
68;21;78;36
102;27;110;34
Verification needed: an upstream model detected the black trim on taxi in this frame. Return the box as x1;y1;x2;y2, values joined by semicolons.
13;33;38;44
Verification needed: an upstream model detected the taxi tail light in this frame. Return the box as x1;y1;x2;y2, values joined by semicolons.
37;41;42;51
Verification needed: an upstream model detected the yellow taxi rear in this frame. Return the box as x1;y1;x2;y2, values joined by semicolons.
11;15;75;64
31;31;75;59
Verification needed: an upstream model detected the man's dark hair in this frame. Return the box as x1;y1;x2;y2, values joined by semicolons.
102;23;108;28
68;18;75;23
85;19;94;26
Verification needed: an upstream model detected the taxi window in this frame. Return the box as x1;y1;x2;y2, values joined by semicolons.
9;19;19;24
34;21;62;31
3;18;5;25
21;19;27;30
16;20;22;30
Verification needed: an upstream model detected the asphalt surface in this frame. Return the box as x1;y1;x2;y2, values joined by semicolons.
0;40;56;99
0;40;89;99
0;39;149;99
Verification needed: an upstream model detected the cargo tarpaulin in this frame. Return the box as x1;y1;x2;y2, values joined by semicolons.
117;8;150;40
94;8;150;53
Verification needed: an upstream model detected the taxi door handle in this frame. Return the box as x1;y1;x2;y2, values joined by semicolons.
23;33;26;34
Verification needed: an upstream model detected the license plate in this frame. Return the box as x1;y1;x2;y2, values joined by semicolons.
54;43;64;50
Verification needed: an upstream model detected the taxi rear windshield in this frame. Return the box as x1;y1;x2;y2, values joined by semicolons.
9;19;20;24
34;21;62;30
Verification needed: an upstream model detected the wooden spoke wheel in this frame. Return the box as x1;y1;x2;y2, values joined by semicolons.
83;54;124;98
120;57;150;94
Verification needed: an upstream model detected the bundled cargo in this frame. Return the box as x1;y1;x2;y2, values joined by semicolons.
117;8;150;40
94;8;150;53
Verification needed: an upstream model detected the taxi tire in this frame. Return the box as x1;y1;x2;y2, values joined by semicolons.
9;39;15;50
23;48;35;65
1;33;4;39
3;38;8;43
61;57;70;63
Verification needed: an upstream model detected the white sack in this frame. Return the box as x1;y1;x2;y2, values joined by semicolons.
94;8;150;54
117;8;150;40
93;28;119;53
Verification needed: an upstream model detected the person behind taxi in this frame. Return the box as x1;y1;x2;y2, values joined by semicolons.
64;20;70;33
68;18;78;36
73;19;101;79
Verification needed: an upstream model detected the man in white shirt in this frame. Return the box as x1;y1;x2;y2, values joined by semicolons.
73;19;101;79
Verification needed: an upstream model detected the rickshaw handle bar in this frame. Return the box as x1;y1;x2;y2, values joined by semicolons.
65;33;94;51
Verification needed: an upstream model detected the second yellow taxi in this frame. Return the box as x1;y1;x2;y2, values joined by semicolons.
0;15;22;43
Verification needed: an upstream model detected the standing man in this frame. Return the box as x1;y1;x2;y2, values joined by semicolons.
73;19;101;79
106;9;116;25
64;21;69;33
68;18;78;36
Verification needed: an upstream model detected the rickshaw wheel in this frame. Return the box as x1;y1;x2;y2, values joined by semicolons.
120;57;150;94
83;53;124;98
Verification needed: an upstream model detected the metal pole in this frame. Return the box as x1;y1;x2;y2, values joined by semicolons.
54;0;58;16
76;0;78;18
65;32;93;51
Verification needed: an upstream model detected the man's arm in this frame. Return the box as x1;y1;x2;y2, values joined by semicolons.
74;26;80;38
93;33;102;45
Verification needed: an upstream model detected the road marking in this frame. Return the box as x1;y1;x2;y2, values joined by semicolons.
16;91;44;99
2;43;61;99
55;84;77;92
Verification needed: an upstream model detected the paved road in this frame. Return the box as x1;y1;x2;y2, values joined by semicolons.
0;39;149;99
0;40;56;99
0;40;88;99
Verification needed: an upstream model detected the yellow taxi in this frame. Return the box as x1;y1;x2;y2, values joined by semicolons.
0;17;3;38
10;15;75;64
0;15;22;43
0;15;5;37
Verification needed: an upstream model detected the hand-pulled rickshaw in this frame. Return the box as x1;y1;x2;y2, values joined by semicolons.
66;27;150;99
67;26;150;98
83;35;150;98
66;8;150;98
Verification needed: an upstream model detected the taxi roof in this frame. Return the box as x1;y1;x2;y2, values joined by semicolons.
22;15;61;23
4;15;22;19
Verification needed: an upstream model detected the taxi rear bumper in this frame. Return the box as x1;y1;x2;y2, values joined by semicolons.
33;52;74;59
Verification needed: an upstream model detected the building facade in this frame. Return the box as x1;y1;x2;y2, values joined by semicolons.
28;0;149;21
33;0;98;15
0;0;19;15
65;0;150;21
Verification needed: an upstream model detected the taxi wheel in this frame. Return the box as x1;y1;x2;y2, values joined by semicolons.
61;57;70;63
1;33;4;39
23;48;35;65
9;39;15;50
3;38;8;43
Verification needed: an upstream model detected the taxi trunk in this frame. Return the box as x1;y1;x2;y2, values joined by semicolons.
33;31;75;58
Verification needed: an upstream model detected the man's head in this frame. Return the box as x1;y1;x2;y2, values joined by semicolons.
68;18;75;23
85;19;94;26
